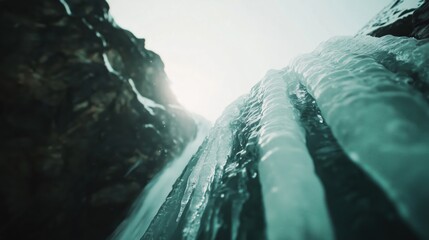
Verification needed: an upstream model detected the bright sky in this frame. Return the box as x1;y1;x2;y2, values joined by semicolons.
107;0;390;121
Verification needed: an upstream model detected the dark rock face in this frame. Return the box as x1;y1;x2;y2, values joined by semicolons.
0;0;196;239
358;0;429;39
412;1;429;38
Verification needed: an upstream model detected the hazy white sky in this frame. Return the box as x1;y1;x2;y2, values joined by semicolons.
107;0;390;121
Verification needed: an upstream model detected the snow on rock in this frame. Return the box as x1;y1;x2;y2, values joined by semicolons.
358;0;425;37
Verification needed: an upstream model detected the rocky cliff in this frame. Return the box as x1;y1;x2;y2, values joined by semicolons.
0;0;196;239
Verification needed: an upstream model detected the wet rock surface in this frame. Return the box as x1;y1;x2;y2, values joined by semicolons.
0;0;196;239
412;1;429;38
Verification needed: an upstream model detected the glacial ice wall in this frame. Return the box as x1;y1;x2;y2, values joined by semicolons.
117;35;429;240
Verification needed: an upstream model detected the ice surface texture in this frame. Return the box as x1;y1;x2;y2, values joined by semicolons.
358;0;425;36
291;35;429;239
143;99;244;240
258;71;334;240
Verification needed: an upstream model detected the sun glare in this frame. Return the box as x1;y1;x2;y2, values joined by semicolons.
107;0;390;121
167;64;227;120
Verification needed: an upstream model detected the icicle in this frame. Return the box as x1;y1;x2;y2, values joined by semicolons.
257;70;334;240
143;98;244;240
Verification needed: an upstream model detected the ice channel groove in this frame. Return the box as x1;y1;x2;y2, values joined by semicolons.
140;139;210;240
288;81;418;240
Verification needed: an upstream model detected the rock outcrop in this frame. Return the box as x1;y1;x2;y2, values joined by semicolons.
358;0;429;39
0;0;196;239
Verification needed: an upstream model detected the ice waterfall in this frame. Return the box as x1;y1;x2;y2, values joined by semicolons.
112;35;429;240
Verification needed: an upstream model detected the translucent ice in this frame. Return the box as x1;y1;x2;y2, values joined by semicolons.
142;98;244;240
291;35;429;239
258;71;334;240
